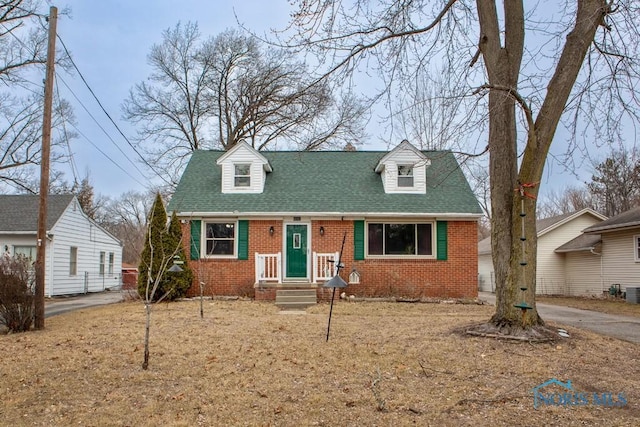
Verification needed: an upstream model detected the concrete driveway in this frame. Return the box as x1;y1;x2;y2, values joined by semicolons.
45;290;125;318
479;292;640;344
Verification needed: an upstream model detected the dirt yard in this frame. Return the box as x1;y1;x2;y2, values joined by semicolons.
1;300;638;426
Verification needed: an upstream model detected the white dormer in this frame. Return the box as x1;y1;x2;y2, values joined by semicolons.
374;140;430;194
216;141;272;194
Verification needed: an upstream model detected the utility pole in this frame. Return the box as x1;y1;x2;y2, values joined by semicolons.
34;6;58;330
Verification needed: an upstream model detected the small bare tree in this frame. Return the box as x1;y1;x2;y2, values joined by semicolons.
138;194;189;370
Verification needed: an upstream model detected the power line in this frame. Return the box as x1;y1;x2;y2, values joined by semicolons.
53;77;79;186
55;34;173;187
65;115;151;189
56;72;147;177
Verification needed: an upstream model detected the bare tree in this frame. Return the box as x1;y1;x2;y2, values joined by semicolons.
284;1;639;333
138;194;188;370
123;23;367;186
0;1;48;84
98;191;154;265
0;1;74;193
588;147;640;216
537;186;596;218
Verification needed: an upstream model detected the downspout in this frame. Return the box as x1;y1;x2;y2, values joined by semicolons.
590;246;603;294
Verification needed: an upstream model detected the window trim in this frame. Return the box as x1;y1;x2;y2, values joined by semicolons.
99;251;105;276
70;246;78;276
365;220;435;259
233;163;251;188
203;220;238;258
397;164;414;188
13;245;36;262
635;235;640;262
108;252;114;275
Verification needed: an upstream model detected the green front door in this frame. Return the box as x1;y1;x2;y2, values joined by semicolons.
286;224;308;278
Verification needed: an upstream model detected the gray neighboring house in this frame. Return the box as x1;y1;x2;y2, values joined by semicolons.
579;206;640;296
0;194;123;296
478;208;607;295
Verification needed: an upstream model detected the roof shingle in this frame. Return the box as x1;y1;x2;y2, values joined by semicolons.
0;194;74;232
168;150;482;216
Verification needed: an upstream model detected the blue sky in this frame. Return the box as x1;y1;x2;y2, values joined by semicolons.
45;1;618;200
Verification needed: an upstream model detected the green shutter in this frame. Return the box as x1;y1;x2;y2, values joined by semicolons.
238;220;249;260
354;220;365;260
436;221;448;260
190;220;201;260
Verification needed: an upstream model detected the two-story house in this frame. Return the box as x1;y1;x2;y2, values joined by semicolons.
167;140;482;301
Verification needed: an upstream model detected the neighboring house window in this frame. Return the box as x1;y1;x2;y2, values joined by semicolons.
99;251;105;275
108;252;114;275
367;222;433;256
635;235;640;262
234;164;251;187
397;165;414;187
70;247;78;276
14;246;36;262
205;222;235;256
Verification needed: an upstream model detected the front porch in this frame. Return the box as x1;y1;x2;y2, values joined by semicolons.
254;251;340;286
254;251;340;307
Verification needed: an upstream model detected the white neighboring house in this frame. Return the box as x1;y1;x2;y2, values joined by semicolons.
0;194;123;296
478;208;607;295
579;206;640;296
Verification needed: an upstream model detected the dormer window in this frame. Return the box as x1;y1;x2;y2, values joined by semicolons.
234;164;251;187
397;165;414;187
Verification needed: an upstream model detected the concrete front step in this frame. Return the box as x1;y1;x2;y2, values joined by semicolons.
276;289;317;310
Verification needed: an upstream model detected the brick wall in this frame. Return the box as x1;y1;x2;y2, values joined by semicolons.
181;219;478;299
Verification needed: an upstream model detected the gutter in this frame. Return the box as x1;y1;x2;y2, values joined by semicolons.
172;211;484;220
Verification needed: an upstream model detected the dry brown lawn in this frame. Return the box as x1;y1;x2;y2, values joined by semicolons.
537;295;640;318
1;299;638;426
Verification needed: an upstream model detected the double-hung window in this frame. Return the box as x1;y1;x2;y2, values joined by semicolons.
14;245;36;262
108;252;114;275
397;165;414;187
367;222;433;256
635;235;640;262
70;247;78;276
99;251;105;276
234;164;251;187
205;222;236;256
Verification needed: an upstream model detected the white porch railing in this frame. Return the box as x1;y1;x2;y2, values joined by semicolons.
313;252;340;283
255;251;340;284
255;252;282;283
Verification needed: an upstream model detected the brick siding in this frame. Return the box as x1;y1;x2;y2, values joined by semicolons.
181;219;478;299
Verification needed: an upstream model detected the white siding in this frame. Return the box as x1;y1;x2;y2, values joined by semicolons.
0;234;53;294
380;149;427;194
564;251;604;296
219;144;267;194
478;253;494;292
536;214;602;294
48;200;122;296
600;229;640;293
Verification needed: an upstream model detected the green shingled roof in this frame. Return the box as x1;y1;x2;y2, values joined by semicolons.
168;150;481;216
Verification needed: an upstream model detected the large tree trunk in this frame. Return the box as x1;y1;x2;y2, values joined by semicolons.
479;0;607;330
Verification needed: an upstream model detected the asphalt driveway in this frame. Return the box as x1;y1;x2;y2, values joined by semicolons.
45;290;125;318
479;292;640;344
